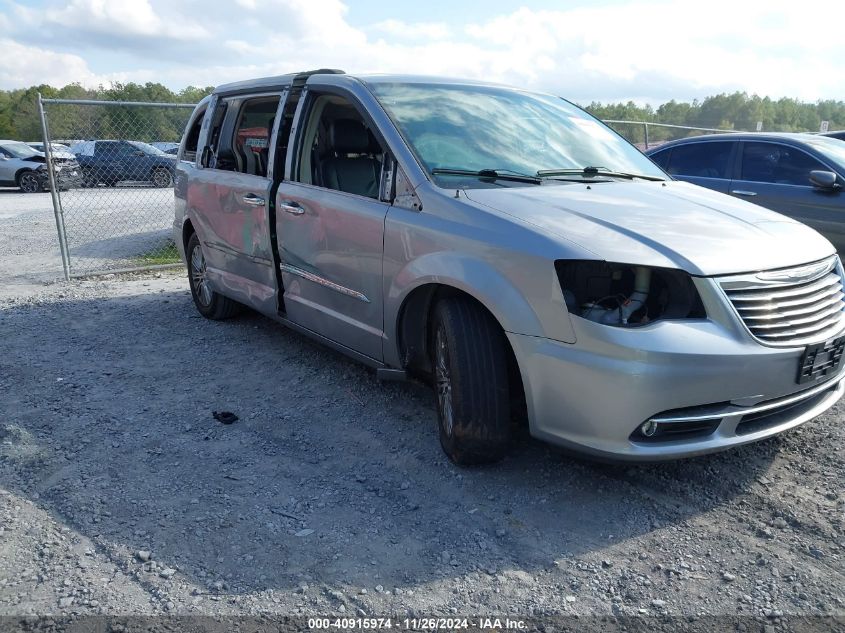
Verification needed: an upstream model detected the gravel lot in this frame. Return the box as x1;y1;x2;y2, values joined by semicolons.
0;193;844;630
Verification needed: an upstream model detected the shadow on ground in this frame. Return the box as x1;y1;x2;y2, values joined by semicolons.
0;286;784;600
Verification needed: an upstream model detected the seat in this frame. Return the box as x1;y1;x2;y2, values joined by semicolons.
319;119;381;198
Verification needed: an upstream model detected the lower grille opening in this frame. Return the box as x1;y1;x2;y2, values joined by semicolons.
631;419;720;443
735;386;835;435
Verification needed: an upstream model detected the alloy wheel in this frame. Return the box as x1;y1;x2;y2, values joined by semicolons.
19;173;40;193
152;169;173;188
190;244;212;308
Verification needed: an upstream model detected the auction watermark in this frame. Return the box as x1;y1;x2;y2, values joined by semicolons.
1;616;844;633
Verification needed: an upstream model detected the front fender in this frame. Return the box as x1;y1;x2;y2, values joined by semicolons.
383;251;576;368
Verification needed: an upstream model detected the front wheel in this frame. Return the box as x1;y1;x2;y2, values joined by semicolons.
186;232;241;320
432;297;511;465
18;171;43;193
152;167;173;188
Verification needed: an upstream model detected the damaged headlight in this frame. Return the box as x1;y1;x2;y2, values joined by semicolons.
555;260;706;327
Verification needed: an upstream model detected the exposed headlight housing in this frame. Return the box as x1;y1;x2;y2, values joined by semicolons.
555;260;706;327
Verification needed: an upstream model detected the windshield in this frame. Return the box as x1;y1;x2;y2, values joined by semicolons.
369;82;666;186
803;136;845;170
128;141;168;156
2;141;39;159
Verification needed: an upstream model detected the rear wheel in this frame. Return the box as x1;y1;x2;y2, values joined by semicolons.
431;296;511;465
81;167;97;188
152;167;173;188
186;232;241;320
18;171;42;193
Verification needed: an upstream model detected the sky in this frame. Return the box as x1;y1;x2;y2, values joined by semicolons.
0;0;843;105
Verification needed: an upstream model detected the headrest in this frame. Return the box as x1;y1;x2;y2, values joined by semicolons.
330;119;372;154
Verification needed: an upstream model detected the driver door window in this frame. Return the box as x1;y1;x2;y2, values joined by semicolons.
741;143;828;186
293;94;386;200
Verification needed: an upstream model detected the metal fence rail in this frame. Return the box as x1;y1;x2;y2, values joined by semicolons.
38;95;196;279
603;120;746;150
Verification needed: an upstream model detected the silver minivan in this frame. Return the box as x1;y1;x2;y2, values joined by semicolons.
174;70;845;464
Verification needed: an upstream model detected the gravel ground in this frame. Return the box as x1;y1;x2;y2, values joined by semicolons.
1;202;844;629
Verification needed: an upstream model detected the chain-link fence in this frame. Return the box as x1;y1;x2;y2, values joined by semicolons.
604;120;744;152
38;96;196;278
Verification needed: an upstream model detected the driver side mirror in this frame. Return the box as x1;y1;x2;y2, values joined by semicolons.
809;170;840;190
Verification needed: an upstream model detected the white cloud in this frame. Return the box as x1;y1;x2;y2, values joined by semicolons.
1;0;844;104
371;19;451;40
0;38;124;89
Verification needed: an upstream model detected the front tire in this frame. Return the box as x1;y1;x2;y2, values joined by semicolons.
18;171;43;193
432;297;511;465
186;232;241;320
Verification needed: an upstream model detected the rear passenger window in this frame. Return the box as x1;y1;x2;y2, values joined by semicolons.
741;142;828;186
231;96;280;177
666;141;734;179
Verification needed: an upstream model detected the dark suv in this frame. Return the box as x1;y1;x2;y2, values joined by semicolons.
647;133;845;253
69;140;177;188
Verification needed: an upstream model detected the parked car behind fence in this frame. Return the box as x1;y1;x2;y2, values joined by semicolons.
0;139;81;193
647;133;845;254
70;139;177;188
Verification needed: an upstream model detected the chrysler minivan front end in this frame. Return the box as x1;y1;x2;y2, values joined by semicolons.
368;77;845;461
507;256;845;460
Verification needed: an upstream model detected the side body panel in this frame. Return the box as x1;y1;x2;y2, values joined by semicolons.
381;183;584;369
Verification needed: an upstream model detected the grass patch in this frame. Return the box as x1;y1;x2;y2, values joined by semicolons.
135;239;181;266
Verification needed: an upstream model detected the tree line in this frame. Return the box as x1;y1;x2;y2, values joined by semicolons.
586;93;845;143
1;82;843;145
0;83;213;144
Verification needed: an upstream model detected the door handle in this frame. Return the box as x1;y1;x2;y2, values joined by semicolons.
280;200;305;215
731;190;757;197
242;193;265;206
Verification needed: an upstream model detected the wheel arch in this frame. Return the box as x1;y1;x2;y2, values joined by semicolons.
181;217;195;254
14;168;35;184
395;282;528;425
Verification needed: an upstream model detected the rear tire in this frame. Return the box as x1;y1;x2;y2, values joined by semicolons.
152;167;173;188
18;171;43;193
186;232;241;320
431;296;511;465
81;167;97;188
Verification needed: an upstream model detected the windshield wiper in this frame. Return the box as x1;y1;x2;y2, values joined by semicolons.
431;168;542;184
537;166;665;181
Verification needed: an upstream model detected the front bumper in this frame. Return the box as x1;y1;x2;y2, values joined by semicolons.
39;167;83;190
507;317;845;461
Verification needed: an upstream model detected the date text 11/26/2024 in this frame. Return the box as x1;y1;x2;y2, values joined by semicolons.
307;618;528;630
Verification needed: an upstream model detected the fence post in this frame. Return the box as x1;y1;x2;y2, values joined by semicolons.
643;122;650;150
37;93;71;281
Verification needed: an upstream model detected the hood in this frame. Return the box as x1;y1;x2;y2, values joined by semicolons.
31;150;75;161
464;180;835;276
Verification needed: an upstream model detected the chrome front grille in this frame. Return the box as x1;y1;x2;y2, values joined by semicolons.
720;258;845;346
